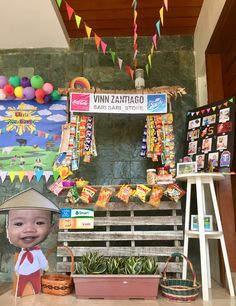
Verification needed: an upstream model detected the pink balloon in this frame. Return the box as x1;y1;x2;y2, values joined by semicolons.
43;82;53;95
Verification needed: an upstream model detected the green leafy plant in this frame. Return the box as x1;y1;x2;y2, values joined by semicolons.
75;252;158;275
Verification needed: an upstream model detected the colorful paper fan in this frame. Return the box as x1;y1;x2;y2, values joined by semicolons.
70;77;91;89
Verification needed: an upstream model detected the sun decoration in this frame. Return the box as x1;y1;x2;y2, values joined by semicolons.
1;102;42;136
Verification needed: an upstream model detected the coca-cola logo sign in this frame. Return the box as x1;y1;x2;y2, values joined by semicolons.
71;93;90;111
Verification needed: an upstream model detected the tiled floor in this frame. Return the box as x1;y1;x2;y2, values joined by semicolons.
0;282;235;306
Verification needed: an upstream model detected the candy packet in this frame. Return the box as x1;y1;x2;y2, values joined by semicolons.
164;183;186;203
48;177;65;196
148;186;164;207
95;187;114;208
116;185;134;204
66;186;79;204
80;186;97;204
133;184;151;203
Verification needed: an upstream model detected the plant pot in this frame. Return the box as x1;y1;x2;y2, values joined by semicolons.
72;274;161;300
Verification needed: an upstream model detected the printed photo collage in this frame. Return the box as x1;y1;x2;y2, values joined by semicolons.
183;98;235;171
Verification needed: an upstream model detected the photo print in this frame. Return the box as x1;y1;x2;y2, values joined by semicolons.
217;121;232;134
219;107;230;123
208;152;219;167
202;138;212;153
188;118;201;130
188;141;198;155
187;129;200;141
202;114;216;126
216;135;228;151
195;154;205;169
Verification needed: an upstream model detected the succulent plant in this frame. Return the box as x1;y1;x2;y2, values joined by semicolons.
75;252;158;275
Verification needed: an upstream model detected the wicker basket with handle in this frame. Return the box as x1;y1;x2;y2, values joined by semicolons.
160;252;201;302
41;245;74;296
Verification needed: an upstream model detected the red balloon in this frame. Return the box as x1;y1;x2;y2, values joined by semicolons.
35;88;45;99
3;84;14;96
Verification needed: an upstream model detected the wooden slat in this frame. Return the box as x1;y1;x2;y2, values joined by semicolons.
93;215;182;226
60;201;181;211
58;246;184;257
57;261;182;274
58;230;183;241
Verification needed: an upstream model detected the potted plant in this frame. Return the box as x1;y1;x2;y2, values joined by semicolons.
72;252;161;299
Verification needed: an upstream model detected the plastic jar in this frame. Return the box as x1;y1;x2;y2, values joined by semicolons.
146;169;156;184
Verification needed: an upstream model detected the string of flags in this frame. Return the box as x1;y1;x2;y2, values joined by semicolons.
187;99;233;117
56;0;168;79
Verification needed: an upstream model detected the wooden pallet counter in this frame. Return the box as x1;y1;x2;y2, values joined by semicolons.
57;199;184;275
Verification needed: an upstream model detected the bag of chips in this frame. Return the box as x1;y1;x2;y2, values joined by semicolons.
116;185;134;204
133;184;151;203
66;186;79;204
80;186;97;204
149;186;164;207
95;187;113;208
164;183;186;203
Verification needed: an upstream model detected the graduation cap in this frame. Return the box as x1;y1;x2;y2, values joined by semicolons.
0;188;60;213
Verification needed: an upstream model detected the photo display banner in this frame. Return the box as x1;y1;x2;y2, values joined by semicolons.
0;98;66;173
59;208;94;229
70;92;167;114
183;97;235;171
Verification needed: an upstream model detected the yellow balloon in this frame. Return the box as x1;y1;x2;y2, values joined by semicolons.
14;86;24;98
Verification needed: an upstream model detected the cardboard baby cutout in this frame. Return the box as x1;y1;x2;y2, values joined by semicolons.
0;188;60;297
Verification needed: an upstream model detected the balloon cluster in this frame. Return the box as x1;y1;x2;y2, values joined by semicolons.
0;75;61;103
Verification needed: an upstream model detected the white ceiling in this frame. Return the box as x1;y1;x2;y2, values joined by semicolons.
0;0;69;49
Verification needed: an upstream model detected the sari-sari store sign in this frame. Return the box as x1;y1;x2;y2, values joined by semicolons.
70;93;167;114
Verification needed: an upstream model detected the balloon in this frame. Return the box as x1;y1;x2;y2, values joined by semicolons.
44;94;52;104
43;83;53;95
6;95;16;100
51;89;61;101
31;75;44;89
3;84;14;96
0;76;8;88
23;86;35;100
21;77;31;88
35;88;45;100
14;86;24;98
9;75;21;88
36;97;45;104
0;89;6;100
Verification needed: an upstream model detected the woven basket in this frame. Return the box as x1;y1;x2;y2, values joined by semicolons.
160;252;201;302
41;245;74;296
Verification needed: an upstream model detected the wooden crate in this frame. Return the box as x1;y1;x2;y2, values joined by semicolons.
57;200;183;275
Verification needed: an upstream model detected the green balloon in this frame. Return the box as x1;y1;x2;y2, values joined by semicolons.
31;75;44;89
9;75;21;88
51;90;61;101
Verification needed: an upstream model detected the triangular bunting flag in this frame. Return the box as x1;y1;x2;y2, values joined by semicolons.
164;0;168;11
196;111;200;115
191;112;195;116
134;10;138;23
65;1;74;21
130;68;134;80
118;57;123;70
44;171;52;182
159;7;164;26
75;15;82;28
133;49;138;60
145;63;149;76
35;170;44;182
9;171;16;183
0;171;7;183
109;49;116;63
94;33;101;50
27;171;34;182
218;104;222;109
156;20;161;37
53;170;60;181
207;108;211;113
201;109;205;114
187;112;190;116
224;102;228;107
148;54;152;68
134;23;137;33
126;65;134;79
85;24;92;39
18;171;25;182
229;98;234;103
101;40;107;55
56;0;62;7
151;44;154;55
212;106;216;111
152;34;157;49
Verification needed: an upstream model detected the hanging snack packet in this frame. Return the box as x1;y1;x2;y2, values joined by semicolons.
66;186;79;204
116;185;134;204
96;187;113;208
164;184;186;203
133;184;151;203
149;186;164;207
80;186;97;204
